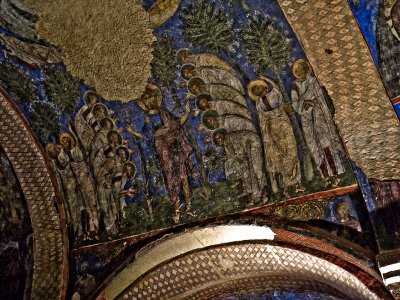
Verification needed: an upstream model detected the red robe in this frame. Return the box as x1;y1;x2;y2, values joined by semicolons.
154;112;196;204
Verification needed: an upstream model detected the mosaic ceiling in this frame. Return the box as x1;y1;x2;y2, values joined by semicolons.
0;0;399;299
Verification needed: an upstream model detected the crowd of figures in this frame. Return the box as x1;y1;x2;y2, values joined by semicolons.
179;50;346;205
46;91;138;242
46;48;348;242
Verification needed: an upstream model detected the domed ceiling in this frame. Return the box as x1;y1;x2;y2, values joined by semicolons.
0;0;399;299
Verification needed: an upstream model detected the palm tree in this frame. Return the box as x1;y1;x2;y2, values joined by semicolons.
242;15;312;176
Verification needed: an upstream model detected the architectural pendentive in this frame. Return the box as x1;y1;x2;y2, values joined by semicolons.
0;88;68;300
277;0;400;180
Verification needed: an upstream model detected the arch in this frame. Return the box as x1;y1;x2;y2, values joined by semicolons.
102;225;391;299
0;87;68;299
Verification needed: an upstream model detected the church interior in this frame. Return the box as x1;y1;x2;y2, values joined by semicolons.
0;0;400;299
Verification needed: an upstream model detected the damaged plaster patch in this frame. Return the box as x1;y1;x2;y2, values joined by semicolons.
25;0;156;102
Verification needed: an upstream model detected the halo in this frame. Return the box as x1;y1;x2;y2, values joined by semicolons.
83;90;100;104
59;132;76;147
116;146;130;162
201;109;219;130
188;77;207;96
180;64;196;80
247;79;269;101
107;130;123;144
212;128;228;145
100;117;115;128
92;103;109;116
123;162;137;178
176;48;194;66
195;93;213;111
137;83;163;115
292;59;312;79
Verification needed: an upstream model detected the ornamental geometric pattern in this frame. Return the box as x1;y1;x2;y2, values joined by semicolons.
0;89;67;300
120;243;379;300
277;0;400;180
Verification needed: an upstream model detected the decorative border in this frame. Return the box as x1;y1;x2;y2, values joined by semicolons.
0;87;68;300
102;225;391;300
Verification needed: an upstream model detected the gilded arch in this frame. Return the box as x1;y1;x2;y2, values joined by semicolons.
0;87;68;300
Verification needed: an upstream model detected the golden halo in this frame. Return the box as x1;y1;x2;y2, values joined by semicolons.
292;59;312;79
59;132;76;147
247;79;269;101
137;83;163;115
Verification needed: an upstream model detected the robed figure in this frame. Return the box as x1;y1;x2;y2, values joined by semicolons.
291;59;344;187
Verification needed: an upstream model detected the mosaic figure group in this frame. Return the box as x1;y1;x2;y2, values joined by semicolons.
46;48;348;233
46;91;137;242
178;49;345;205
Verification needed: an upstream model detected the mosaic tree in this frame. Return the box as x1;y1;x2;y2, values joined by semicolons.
180;0;250;83
241;14;313;178
43;66;81;118
0;62;38;105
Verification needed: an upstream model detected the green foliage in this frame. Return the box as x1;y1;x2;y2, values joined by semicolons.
0;62;38;105
30;101;61;143
121;182;245;236
241;15;293;73
151;35;179;92
180;0;234;54
43;66;80;115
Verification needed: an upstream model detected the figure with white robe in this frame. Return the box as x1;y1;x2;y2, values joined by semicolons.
195;93;250;119
291;59;344;187
181;64;244;94
248;76;305;198
74;91;100;153
46;143;83;240
59;133;99;239
176;48;236;74
201;109;256;133
89;117;115;173
213;129;266;205
188;77;247;107
112;162;137;223
96;146;129;238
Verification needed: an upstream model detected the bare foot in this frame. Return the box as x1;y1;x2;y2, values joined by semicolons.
283;189;290;199
295;184;306;193
186;209;197;217
331;177;341;188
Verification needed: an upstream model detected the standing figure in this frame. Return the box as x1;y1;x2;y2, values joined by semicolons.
213;129;266;205
91;103;110;132
130;84;198;223
59;133;99;239
112;162;137;224
291;59;344;187
90;118;117;175
96;146;130;238
154;104;198;224
74;91;100;153
46;143;83;240
248;76;305;198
